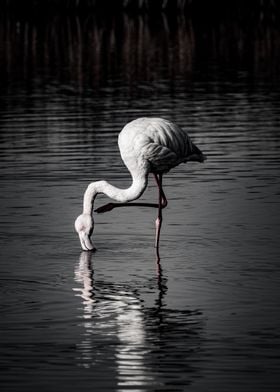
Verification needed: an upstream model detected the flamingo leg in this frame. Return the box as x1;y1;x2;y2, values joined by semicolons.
153;173;168;208
94;201;158;214
154;173;166;255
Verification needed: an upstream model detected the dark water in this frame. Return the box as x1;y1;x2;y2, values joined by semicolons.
1;13;280;392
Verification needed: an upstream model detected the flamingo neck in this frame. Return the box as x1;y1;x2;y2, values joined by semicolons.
83;169;148;215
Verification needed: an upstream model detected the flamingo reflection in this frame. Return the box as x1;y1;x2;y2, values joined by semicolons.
73;251;158;387
73;252;203;390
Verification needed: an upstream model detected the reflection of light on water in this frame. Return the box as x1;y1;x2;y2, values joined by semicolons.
115;300;148;391
73;252;152;388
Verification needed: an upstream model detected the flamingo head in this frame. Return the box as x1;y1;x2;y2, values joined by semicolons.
75;213;96;251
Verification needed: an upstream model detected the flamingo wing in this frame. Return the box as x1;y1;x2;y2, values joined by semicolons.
142;141;180;173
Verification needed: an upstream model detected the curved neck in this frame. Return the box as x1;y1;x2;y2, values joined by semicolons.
83;169;148;215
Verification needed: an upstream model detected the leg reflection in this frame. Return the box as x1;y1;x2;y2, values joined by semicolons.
155;256;168;312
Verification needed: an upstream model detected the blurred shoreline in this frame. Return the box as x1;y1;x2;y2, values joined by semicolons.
1;11;280;91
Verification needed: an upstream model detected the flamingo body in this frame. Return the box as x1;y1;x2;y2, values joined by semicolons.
75;117;205;251
118;117;204;176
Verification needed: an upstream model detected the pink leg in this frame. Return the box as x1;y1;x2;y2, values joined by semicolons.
94;201;158;214
153;173;168;209
154;174;166;257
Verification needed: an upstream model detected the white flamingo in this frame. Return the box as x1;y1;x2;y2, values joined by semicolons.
75;117;205;254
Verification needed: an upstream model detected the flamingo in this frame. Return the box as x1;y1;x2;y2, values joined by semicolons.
75;117;205;254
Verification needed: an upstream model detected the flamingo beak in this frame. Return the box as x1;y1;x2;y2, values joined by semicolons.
78;232;96;251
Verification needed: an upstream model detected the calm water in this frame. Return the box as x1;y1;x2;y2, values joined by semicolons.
1;13;280;392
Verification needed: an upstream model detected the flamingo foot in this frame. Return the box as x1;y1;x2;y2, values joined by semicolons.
94;203;115;214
